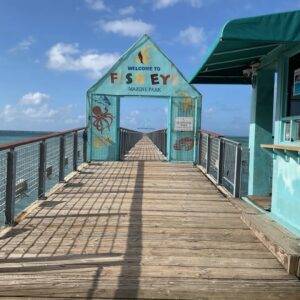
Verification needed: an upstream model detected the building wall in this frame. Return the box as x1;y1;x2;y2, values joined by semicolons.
270;47;300;235
248;70;274;196
271;155;300;234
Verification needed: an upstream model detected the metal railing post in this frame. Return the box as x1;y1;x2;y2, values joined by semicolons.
164;130;166;154
198;132;202;165
73;132;78;171
198;132;202;166
122;129;124;157
59;135;65;182
206;134;211;173
83;129;87;163
233;143;242;198
38;141;47;199
5;149;16;225
217;138;224;185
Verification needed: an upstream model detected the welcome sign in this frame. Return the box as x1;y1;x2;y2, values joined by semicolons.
89;35;200;98
86;35;202;163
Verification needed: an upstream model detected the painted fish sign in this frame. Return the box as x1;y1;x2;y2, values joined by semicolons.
86;35;202;162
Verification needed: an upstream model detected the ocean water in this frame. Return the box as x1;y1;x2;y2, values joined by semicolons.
226;136;249;147
0;130;52;145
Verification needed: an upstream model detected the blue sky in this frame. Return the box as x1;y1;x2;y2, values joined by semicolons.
0;0;299;135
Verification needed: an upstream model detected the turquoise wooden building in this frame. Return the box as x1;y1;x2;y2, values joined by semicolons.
86;35;202;163
190;11;300;236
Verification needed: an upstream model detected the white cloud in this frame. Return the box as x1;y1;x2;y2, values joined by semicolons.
205;107;214;114
100;18;154;37
0;105;17;122
0;92;87;130
19;92;58;121
85;0;108;11
47;43;119;78
22;105;58;120
153;0;179;9
178;26;206;45
0;90;89;131
119;5;136;16
188;0;202;7
126;110;140;125
0;92;60;125
20;92;50;105
164;106;168;115
9;36;35;53
153;0;202;9
65;114;85;124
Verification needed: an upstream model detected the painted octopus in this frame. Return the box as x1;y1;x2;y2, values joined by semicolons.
91;106;113;133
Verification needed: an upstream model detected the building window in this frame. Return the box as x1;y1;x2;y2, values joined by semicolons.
287;52;300;116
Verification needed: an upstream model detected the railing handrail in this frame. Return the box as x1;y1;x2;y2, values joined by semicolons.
119;127;143;134
199;130;242;146
0;126;86;151
199;129;224;138
198;129;248;198
221;137;241;146
146;128;167;134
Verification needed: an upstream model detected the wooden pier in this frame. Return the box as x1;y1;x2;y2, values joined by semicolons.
0;137;299;299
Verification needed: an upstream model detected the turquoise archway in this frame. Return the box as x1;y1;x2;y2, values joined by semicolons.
86;35;202;162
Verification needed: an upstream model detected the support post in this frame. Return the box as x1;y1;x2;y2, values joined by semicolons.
5;149;16;225
121;129;124;157
248;70;274;196
59;135;65;182
73;132;78;171
233;144;242;198
206;134;211;173
83;129;87;163
38;141;47;199
198;132;202;166
217;138;224;185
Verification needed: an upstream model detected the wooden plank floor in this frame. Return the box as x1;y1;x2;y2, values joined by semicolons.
0;137;299;299
124;136;166;161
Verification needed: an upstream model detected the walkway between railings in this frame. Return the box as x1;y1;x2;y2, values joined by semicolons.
0;139;299;298
124;136;166;161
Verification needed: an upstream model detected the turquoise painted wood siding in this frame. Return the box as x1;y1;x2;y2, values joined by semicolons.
88;95;120;161
170;97;196;162
86;35;202;162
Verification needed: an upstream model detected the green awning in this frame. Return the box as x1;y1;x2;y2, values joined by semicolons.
190;10;300;84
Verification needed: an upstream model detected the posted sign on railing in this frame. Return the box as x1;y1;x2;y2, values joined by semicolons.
174;117;193;131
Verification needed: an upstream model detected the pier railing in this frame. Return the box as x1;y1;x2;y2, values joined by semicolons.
120;128;143;159
147;129;167;157
198;130;249;198
0;127;87;225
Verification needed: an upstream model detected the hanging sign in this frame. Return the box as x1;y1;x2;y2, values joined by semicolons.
293;68;300;96
174;117;194;131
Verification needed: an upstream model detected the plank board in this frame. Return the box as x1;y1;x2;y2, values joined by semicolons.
0;137;299;299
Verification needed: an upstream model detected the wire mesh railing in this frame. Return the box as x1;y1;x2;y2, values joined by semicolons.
147;129;167;157
77;130;84;165
198;130;249;198
15;143;40;215
0;127;87;226
119;128;143;160
46;137;60;186
0;150;7;225
65;133;74;176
